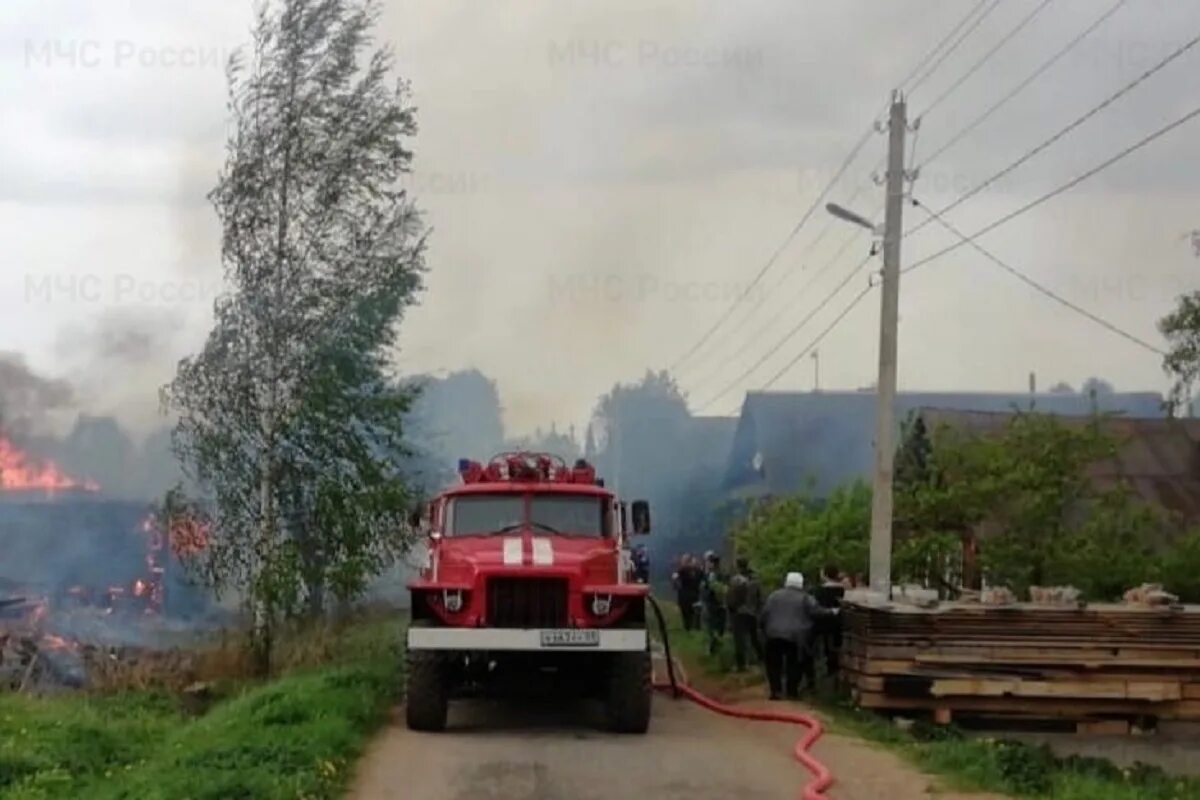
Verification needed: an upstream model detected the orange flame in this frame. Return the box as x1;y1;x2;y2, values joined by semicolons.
0;435;99;492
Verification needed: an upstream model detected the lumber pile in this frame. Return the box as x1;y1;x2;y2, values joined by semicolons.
842;601;1200;731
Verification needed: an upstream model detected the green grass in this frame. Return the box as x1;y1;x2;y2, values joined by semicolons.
655;599;1200;800
0;617;403;800
817;701;1200;800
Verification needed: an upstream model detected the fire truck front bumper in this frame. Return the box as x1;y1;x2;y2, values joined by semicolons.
407;627;647;652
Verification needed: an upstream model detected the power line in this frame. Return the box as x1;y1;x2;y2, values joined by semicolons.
919;0;1131;170
669;0;1013;375
686;170;883;381
909;197;1163;355
919;0;1058;119
757;283;877;393
686;221;875;393
904;100;1200;276
908;0;1004;95
907;26;1200;239
668;123;876;372
695;253;874;411
898;0;993;89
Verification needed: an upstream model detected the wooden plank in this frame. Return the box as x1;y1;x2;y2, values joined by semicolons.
1077;720;1130;735
853;692;1200;719
914;653;1200;670
929;679;1181;702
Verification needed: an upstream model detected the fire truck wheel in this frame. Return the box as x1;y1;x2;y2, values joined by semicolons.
405;650;448;732
604;650;652;733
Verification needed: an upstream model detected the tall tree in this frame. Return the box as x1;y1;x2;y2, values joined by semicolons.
1160;294;1200;412
163;0;425;670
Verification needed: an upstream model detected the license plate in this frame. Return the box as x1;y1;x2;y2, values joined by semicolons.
539;629;600;647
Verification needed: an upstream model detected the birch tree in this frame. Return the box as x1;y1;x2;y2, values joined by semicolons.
163;0;425;671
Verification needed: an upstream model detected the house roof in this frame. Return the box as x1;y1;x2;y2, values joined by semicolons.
723;390;1166;497
918;408;1200;525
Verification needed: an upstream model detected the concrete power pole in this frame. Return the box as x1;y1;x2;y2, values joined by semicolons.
868;92;907;602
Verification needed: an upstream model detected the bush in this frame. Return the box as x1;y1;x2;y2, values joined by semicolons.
1157;532;1200;602
733;482;870;589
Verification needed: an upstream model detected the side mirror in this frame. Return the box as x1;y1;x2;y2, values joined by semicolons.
631;500;651;534
408;508;423;529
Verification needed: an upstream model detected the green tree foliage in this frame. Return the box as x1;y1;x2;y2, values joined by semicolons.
1159;291;1200;410
733;482;871;590
163;0;424;670
898;412;1174;600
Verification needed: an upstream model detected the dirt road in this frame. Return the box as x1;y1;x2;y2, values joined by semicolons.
350;695;1005;800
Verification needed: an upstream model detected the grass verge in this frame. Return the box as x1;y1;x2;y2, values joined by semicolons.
656;600;1200;800
0;616;402;800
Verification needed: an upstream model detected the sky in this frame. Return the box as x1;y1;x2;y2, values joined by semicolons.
1;0;1198;438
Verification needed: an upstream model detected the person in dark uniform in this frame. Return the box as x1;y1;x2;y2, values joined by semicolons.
726;557;765;671
672;554;703;631
700;552;728;655
811;563;847;680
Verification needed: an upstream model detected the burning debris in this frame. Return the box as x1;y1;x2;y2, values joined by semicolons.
0;435;215;691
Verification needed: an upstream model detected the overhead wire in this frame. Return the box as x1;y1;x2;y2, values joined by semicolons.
909;197;1163;354
668;125;875;372
918;0;1131;170
919;0;1058;119
903;100;1200;277
676;172;876;382
897;0;993;89
670;0;1011;376
757;283;877;394
695;253;875;411
687;219;876;394
907;0;1004;95
906;26;1200;240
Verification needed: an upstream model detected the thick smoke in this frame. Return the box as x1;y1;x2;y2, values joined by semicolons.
0;351;74;434
1;351;181;500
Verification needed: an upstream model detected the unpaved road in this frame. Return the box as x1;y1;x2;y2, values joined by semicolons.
351;695;1005;800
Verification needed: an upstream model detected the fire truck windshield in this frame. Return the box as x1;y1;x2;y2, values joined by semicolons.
448;494;608;537
530;495;607;538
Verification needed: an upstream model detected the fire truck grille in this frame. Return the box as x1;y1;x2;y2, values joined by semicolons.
486;578;568;628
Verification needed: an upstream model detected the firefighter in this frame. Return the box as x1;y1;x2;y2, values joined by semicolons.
726;557;764;671
812;563;847;679
759;572;836;700
672;553;704;631
700;551;728;655
631;544;650;584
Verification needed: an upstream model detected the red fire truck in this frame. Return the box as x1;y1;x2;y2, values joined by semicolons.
405;452;652;733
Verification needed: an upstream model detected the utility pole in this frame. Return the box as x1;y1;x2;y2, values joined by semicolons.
812;350;820;392
868;91;907;602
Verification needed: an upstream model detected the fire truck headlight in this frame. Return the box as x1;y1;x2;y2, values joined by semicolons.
590;594;612;616
443;589;464;613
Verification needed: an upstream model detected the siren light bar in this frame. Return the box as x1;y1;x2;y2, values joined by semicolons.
457;452;599;485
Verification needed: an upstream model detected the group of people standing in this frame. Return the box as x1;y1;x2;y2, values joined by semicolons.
671;553;850;700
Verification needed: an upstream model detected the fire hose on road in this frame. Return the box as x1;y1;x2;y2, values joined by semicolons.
646;594;835;800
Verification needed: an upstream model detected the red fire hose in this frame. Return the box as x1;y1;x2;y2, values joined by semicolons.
646;595;835;800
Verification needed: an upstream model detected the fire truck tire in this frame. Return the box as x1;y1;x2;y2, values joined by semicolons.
405;650;448;732
604;650;652;733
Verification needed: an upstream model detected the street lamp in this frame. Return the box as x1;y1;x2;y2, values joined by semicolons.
825;202;881;234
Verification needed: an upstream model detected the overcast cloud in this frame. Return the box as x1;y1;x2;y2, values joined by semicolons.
2;0;1198;435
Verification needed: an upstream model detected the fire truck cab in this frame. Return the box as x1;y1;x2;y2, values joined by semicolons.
405;452;652;733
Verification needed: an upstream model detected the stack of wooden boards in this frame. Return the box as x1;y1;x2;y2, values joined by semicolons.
841;601;1200;731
